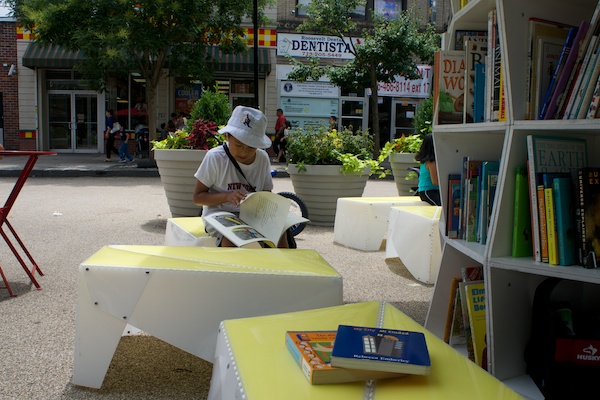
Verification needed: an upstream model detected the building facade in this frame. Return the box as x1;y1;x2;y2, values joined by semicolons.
0;1;449;152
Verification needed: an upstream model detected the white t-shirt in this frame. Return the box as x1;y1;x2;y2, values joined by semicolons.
194;145;273;218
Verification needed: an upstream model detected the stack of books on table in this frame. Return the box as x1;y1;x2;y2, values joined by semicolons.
285;325;431;384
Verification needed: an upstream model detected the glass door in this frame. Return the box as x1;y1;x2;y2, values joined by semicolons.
48;92;98;152
391;100;417;141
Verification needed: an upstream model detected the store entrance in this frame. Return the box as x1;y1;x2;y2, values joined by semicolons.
391;100;418;140
48;91;99;152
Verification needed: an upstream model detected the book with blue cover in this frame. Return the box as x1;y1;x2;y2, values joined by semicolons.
473;63;486;123
330;325;431;375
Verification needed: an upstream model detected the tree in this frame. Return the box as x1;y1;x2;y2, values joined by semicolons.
286;0;439;153
10;0;270;136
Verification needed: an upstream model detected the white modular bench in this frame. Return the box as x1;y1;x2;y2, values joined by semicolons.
385;205;442;284
333;196;428;251
164;216;216;246
72;245;343;389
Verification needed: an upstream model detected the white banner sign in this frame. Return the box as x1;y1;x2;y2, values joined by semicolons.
277;33;360;59
376;65;433;98
279;81;339;98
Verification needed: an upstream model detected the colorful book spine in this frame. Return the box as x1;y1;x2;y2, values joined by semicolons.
537;175;549;263
545;20;589;119
473;63;486;123
463;37;488;123
434;50;466;124
539;26;578;119
512;167;533;257
544;176;558;265
577;167;600;268
447;174;462;239
553;177;576;265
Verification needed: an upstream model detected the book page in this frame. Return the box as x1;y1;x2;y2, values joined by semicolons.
240;192;309;245
204;212;272;247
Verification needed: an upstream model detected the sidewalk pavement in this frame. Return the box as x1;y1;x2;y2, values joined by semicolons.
0;152;291;178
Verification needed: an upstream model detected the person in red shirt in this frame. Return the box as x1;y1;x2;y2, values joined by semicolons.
272;108;286;160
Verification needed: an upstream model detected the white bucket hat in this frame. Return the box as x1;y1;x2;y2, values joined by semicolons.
218;106;271;149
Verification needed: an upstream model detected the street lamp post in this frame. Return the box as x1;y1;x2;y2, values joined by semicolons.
253;0;259;108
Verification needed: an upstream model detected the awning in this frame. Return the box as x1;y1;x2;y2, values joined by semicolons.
22;42;272;77
22;42;84;69
207;46;271;78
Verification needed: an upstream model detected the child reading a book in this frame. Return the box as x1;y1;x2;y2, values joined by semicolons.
192;106;289;248
415;134;441;206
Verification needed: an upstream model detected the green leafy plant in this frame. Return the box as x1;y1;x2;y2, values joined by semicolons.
152;120;223;150
286;125;382;175
186;85;232;131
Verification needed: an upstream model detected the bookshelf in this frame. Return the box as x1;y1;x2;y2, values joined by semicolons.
425;0;600;399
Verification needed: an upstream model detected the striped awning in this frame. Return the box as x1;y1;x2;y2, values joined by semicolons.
207;46;271;78
22;42;271;77
22;42;84;69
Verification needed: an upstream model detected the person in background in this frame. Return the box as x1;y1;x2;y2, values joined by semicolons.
192;106;288;248
104;109;119;162
160;123;168;140
117;123;135;163
329;115;338;130
276;120;291;163
272;108;286;159
414;134;440;206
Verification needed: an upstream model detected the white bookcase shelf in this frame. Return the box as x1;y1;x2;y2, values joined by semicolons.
425;0;600;399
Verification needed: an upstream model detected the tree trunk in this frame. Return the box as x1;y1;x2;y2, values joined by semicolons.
145;82;158;141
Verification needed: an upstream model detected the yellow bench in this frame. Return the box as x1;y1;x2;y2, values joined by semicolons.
72;245;343;389
164;216;216;246
208;301;522;400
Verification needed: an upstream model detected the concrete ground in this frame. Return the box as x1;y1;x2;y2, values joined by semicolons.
0;157;432;399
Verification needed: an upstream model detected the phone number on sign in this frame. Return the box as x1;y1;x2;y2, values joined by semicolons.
301;51;345;58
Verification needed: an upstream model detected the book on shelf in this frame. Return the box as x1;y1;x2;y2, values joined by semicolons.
543;173;569;265
553;177;577;266
444;276;463;343
489;9;503;122
447;173;462;239
465;165;480;242
478;161;499;245
526;18;572;119
584;68;600;118
545;20;590;119
538;26;579;119
536;36;570;119
559;2;600;119
512;167;533;257
285;331;402;384
536;173;550;262
463;280;487;370
562;35;600;118
203;191;308;248
330;325;431;376
433;50;466;124
461;266;483;282
454;30;487;51
448;281;467;348
473;63;486;123
463;37;488;123
577;167;600;268
526;135;588;262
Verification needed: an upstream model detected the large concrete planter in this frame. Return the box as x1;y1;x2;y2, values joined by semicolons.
389;152;419;196
154;148;207;217
288;164;369;226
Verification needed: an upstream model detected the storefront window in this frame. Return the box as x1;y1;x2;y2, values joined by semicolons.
297;0;371;19
341;99;364;133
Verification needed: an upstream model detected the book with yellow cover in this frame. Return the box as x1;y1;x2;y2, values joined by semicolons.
464;281;487;370
285;331;401;384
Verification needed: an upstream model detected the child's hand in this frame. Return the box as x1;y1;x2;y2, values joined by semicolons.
227;190;247;207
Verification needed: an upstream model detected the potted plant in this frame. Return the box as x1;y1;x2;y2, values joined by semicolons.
378;97;433;196
286;125;381;226
152;92;229;217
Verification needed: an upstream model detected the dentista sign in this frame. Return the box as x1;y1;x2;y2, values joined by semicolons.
277;33;361;59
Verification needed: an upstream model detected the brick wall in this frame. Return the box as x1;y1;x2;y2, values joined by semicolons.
0;20;21;150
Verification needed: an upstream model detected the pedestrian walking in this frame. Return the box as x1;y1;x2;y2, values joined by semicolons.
117;123;135;163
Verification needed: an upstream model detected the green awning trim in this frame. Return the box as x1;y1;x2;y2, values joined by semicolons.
22;42;272;77
22;42;84;69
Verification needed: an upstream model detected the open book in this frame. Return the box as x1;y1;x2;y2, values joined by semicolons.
203;191;309;247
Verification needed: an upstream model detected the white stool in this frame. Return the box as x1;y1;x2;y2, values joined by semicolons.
164;217;216;246
333;196;428;251
72;245;343;389
385;206;442;284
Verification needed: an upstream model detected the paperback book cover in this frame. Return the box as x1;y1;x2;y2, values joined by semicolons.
512;167;533;257
330;325;431;376
577;167;600;268
526;135;588;261
478;161;500;244
464;281;487;370
473;63;486;123
434;50;466;124
535;36;568;118
536;174;549;262
285;331;401;384
463;37;488;123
